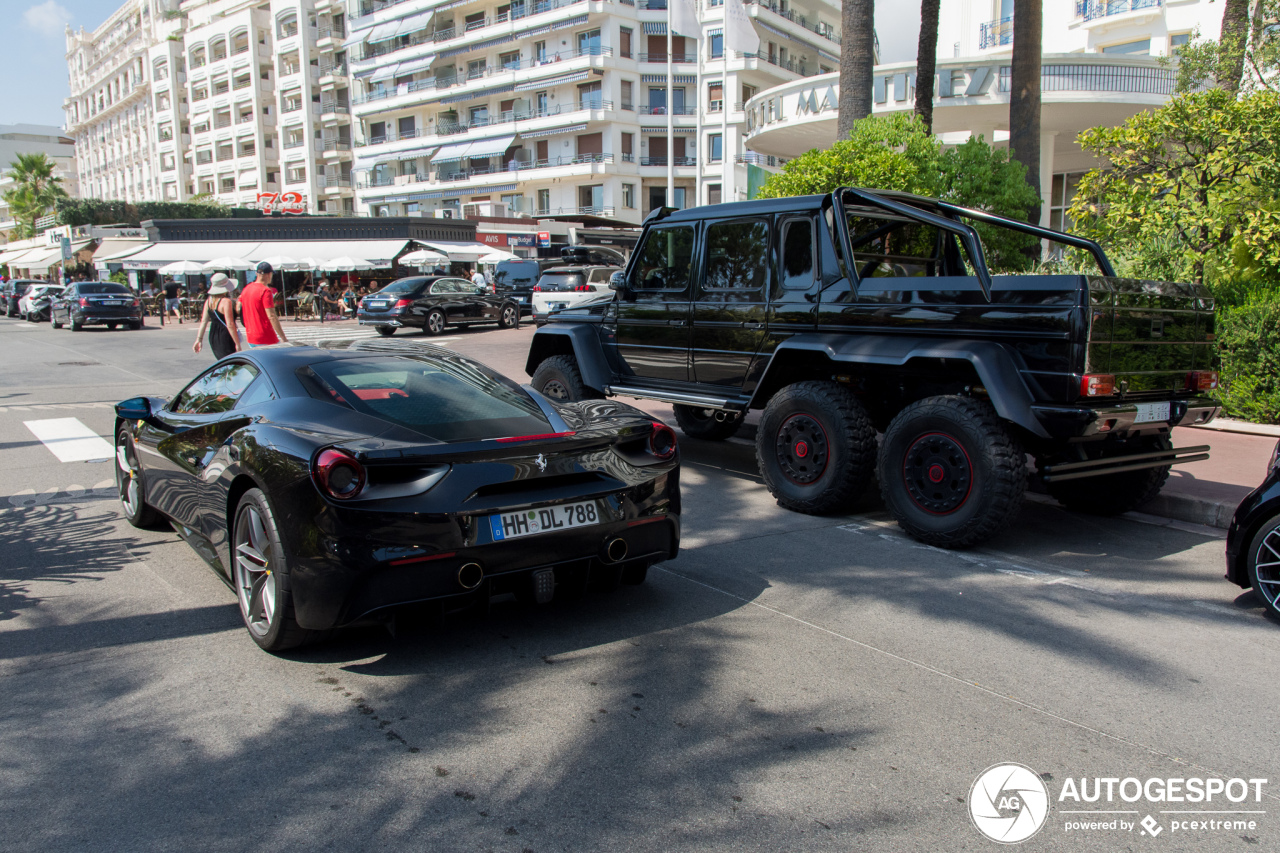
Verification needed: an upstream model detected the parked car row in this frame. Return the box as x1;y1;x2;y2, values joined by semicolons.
1;280;143;329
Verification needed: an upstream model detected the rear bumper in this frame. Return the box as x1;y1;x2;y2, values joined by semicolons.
358;316;409;327
72;312;141;324
1030;397;1219;439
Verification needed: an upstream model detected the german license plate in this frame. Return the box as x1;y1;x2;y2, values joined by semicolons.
489;500;601;541
1134;402;1171;423
368;301;388;309
103;300;123;306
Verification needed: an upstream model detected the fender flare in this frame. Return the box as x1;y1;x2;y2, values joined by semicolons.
750;334;1050;439
525;324;612;393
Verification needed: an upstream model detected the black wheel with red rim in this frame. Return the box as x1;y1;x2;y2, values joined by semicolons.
879;396;1025;549
756;381;876;514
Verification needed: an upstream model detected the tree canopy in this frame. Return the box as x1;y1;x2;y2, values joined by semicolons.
56;197;235;228
756;114;1041;269
2;153;69;238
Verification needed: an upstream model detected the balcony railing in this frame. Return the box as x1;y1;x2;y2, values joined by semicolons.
320;63;347;76
216;149;234;162
319;175;353;188
1077;0;1161;21
321;102;351;114
979;17;1014;49
284;138;306;149
638;54;697;63
237;113;255;124
318;25;345;39
322;139;353;151
736;153;784;166
214;116;232;128
639;105;698;116
737;52;820;78
279;24;299;39
357;0;590;57
640;156;696;166
282;102;303;113
357;154;615;189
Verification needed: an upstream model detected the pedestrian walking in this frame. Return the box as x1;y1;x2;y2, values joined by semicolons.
163;278;182;324
191;273;241;358
240;261;288;347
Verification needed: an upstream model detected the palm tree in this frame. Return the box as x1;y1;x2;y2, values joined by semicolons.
915;0;941;134
837;0;876;139
2;153;69;238
1219;0;1251;94
1008;0;1043;224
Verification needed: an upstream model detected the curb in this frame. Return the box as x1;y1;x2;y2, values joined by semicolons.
1189;419;1280;439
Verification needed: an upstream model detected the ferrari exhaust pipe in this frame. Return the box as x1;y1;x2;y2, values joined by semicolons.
458;562;484;590
605;538;628;563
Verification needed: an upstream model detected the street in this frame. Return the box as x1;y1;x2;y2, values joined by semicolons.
1;316;1276;852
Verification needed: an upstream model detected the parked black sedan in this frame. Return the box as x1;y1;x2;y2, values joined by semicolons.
357;275;520;337
114;341;681;651
51;281;144;330
1226;439;1280;622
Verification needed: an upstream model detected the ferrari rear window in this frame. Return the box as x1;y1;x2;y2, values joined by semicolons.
305;356;549;441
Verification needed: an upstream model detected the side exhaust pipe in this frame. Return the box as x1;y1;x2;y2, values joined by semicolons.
605;538;629;563
457;562;484;590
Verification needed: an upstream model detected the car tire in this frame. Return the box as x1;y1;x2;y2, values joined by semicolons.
498;303;519;329
128;320;141;330
107;322;118;330
1245;512;1280;621
71;319;82;331
879;395;1025;549
424;309;446;336
51;316;62;329
756;381;877;514
1042;437;1172;516
530;354;604;402
232;488;315;652
375;325;396;337
115;427;163;529
673;405;744;441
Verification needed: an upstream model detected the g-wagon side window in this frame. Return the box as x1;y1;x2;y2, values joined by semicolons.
704;218;768;291
632;224;695;291
781;217;816;290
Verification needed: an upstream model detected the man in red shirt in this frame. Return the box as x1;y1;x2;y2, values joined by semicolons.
240;261;288;347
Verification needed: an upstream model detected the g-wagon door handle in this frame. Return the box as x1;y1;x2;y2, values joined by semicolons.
743;322;764;329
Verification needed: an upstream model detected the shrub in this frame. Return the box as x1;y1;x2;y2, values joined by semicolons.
1216;290;1280;423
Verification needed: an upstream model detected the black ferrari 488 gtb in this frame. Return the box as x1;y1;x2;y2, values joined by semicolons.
114;341;680;651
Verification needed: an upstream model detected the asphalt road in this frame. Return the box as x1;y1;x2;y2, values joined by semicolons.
1;316;1276;853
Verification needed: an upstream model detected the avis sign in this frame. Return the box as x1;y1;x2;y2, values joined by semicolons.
257;192;306;214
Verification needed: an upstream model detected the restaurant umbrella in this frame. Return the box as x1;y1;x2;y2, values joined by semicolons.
200;256;254;271
399;248;450;266
157;260;208;275
478;249;519;263
324;256;376;271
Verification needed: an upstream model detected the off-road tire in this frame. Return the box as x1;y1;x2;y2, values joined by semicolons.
375;325;396;337
232;488;316;652
673;404;744;441
756;381;877;514
530;354;603;402
879;395;1025;549
1043;436;1172;516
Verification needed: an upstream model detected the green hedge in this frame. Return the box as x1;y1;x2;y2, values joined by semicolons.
55;198;236;227
1216;291;1280;423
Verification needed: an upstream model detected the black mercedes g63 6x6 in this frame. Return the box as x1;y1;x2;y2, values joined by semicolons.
525;188;1219;548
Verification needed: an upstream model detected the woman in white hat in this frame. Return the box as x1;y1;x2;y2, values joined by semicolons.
192;273;242;358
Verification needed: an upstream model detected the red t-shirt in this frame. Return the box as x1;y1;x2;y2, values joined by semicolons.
240;281;279;345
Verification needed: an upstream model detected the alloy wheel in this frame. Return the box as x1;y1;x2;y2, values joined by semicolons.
234;504;277;638
116;440;140;518
1254;524;1280;611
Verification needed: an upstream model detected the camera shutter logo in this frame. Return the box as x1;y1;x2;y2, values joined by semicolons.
968;763;1050;844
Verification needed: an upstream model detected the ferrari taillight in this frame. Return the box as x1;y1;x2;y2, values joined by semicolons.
648;422;677;461
312;448;366;500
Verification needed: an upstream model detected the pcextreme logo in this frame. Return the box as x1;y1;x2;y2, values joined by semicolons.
968;763;1269;844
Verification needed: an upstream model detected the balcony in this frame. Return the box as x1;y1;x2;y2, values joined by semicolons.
321;139;353;152
356;0;591;60
320;101;351;114
639;105;698;116
741;0;840;45
638;54;697;63
317;25;345;40
214;116;233;129
736;52;821;78
284;138;306;149
979;17;1014;49
1077;0;1162;21
357;154;615;190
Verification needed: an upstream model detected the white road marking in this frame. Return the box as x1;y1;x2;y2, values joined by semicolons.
0;401;116;412
24;418;114;462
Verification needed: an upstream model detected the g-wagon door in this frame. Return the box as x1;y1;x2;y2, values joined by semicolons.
614;222;696;382
690;217;772;388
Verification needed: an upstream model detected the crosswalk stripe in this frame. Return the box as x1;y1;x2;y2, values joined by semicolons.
24;418;114;463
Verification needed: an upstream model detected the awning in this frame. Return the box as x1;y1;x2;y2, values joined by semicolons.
341;32;367;48
10;247;64;268
440;34;515;59
643;22;667;35
371;64;399;81
515;70;590;91
250;239;413;267
119;241;264;270
642;74;697;84
466;135;516;157
641;126;697;133
518;123;587;139
472;183;516;194
90;240;149;263
367;20;403;43
395;54;435;76
0;244;39;265
439;83;514;104
432;139;474;160
423;241;503;263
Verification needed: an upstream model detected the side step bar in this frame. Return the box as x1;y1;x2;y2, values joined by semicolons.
1040;445;1210;483
604;385;749;412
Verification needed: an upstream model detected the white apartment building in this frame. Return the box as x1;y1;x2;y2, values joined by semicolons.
65;0;164;203
0;125;78;243
743;0;1227;227
347;0;848;224
67;0;355;214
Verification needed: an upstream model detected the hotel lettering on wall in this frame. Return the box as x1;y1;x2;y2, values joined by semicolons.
748;65;1003;130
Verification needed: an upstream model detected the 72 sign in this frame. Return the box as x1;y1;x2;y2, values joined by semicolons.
257;191;306;214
